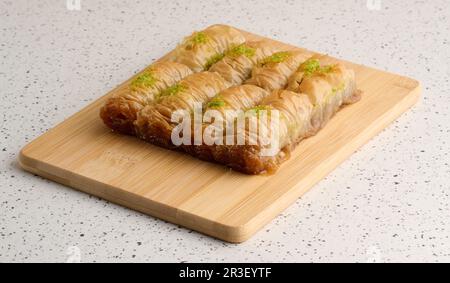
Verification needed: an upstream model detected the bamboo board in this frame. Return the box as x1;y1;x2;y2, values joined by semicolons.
19;26;421;243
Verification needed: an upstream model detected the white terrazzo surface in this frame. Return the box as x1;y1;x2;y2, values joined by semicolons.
1;0;449;262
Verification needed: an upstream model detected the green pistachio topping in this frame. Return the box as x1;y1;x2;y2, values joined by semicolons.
331;83;345;94
301;59;321;76
261;51;291;66
159;84;186;99
130;71;156;90
189;32;208;45
300;59;336;76
207;98;226;108
248;105;271;115
205;53;225;69
182;32;209;50
227;44;256;58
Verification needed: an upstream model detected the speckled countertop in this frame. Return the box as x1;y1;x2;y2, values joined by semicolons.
1;0;449;263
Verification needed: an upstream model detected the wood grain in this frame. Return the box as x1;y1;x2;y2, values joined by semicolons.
18;26;421;243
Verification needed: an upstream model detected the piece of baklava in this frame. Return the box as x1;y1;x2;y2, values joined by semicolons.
286;58;361;131
134;71;230;148
206;60;361;174
100;61;192;134
185;85;270;160
245;50;313;91
172;25;246;72
208;41;279;86
210;90;314;174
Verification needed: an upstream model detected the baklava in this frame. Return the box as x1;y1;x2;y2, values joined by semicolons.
100;26;361;174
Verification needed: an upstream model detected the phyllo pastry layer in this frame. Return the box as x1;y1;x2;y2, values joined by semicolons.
208;41;279;86
100;61;193;135
287;58;361;131
99;26;362;175
196;61;360;174
172;25;246;72
185;85;271;160
245;50;312;91
205;84;270;115
134;71;230;147
208;90;314;174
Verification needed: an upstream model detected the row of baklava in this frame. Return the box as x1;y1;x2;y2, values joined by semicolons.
100;25;361;174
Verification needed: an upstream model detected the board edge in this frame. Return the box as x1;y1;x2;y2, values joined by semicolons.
18;149;253;243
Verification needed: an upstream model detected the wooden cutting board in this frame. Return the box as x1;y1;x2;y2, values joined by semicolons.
19;26;421;243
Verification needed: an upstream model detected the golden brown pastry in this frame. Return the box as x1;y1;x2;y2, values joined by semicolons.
134;71;230;147
208;41;279;86
100;61;193;134
185;85;270;160
172;25;246;72
193;60;361;174
245;50;312;91
205;85;270;115
287;58;360;130
209;90;314;174
99;26;362;175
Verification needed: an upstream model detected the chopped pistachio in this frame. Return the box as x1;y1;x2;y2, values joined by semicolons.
158;84;186;99
301;58;336;76
247;105;271;116
207;98;226;108
227;44;256;58
182;32;209;50
205;53;225;69
261;51;291;66
130;71;156;90
301;59;321;76
189;32;208;45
